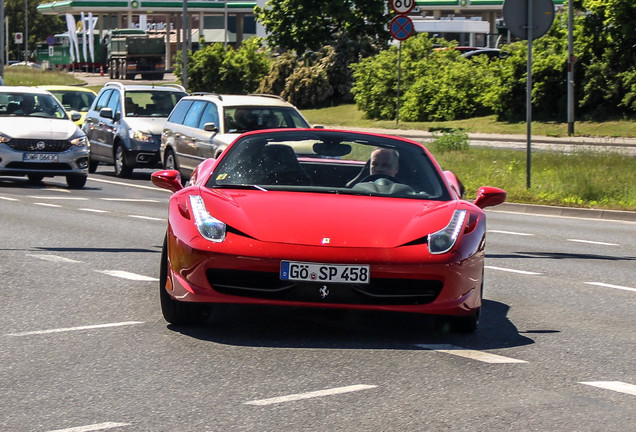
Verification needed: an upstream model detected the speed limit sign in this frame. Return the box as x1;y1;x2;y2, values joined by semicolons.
391;0;415;15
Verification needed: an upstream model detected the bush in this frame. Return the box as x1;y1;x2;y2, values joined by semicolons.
176;38;272;94
430;129;470;153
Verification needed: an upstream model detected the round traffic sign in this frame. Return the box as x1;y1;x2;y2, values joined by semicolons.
391;0;415;15
46;35;56;46
503;0;555;40
390;15;414;41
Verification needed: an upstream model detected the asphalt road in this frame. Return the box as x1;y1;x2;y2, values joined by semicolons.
1;169;634;432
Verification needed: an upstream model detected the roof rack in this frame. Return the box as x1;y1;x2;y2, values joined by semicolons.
104;82;125;90
248;93;284;101
161;83;186;92
189;92;223;101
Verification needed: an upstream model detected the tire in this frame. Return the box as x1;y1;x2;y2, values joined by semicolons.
66;174;87;189
113;60;120;79
159;236;211;325
88;157;99;173
114;143;133;178
27;174;43;184
109;61;114;79
164;148;177;170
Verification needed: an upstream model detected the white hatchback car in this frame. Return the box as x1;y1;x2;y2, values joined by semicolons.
160;94;315;180
0;86;89;188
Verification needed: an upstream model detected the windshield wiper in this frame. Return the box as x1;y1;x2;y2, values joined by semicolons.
212;184;268;191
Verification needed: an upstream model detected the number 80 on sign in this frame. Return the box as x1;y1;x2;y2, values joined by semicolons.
391;0;415;15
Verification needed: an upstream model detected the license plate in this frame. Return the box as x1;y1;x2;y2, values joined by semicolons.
280;261;370;284
23;153;58;163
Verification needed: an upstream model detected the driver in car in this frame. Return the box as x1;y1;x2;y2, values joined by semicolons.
370;147;399;178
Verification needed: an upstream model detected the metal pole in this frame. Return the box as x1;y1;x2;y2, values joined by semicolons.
181;0;187;89
526;0;533;189
396;41;402;126
0;0;4;77
567;0;575;135
23;0;27;62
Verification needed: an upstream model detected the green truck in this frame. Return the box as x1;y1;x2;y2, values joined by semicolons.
107;29;166;80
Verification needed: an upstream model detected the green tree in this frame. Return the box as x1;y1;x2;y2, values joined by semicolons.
4;0;65;61
254;0;390;55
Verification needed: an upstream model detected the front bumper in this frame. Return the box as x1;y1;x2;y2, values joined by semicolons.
0;143;89;177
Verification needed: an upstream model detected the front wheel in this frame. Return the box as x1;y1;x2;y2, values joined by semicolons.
164;148;177;170
27;174;43;184
66;174;87;189
88;157;99;173
159;236;211;325
114;144;133;178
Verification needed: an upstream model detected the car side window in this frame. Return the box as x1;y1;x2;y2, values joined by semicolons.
168;100;193;124
197;102;219;129
94;89;113;111
183;101;206;128
107;91;121;116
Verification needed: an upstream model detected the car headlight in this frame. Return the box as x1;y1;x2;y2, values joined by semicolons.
428;209;467;254
0;133;10;144
189;195;226;242
70;135;89;147
129;129;154;142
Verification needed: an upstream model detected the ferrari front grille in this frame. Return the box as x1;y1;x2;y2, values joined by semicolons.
207;269;442;305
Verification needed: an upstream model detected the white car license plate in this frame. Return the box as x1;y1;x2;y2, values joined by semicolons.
23;153;58;162
280;261;370;284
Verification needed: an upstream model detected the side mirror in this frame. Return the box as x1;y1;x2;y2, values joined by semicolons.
151;170;184;193
99;107;113;119
69;110;81;122
203;122;219;132
473;186;507;209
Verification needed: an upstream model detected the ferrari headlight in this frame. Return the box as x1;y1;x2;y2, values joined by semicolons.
189;195;226;242
129;129;154;142
428;209;467;254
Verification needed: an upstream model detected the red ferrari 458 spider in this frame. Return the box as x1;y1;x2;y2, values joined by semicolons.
152;129;506;332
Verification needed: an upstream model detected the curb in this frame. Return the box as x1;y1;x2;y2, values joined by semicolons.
492;202;636;223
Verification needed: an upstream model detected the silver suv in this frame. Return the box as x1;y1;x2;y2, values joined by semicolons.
160;94;313;180
83;82;187;177
0;86;89;188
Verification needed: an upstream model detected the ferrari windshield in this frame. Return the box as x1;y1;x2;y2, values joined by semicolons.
208;130;450;200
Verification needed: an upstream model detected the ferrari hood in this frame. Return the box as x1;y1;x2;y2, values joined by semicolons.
1;117;79;139
199;189;460;248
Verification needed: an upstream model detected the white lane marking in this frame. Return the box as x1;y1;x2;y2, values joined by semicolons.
128;214;164;221
79;208;109;213
38;188;71;194
567;238;619;246
5;321;144;337
48;422;131;432
0;195;19;201
35;202;62;208
416;344;528;363
101;198;160;203
585;282;636;293
485;265;542;275
28;196;88;200
580;381;636;396
99;270;159;281
28;254;82;264
244;384;377;406
488;230;534;236
90;177;169;192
